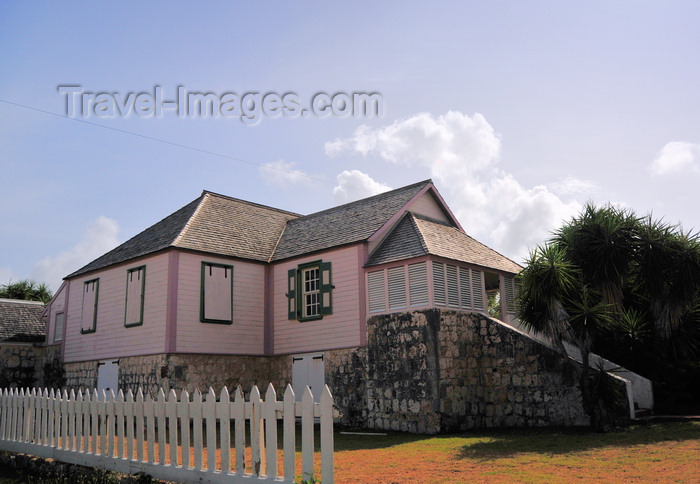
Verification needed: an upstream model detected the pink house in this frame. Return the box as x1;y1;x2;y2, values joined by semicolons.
45;180;633;432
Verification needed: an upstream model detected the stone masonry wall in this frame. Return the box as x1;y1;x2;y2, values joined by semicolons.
0;343;44;388
65;353;292;399
64;360;98;390
327;309;601;433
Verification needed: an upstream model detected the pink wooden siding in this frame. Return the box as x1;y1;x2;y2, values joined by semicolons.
175;253;265;355
62;253;170;363
274;245;362;354
46;283;67;345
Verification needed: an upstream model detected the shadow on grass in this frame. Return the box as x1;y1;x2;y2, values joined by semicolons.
456;421;700;460
330;421;700;457
333;429;433;452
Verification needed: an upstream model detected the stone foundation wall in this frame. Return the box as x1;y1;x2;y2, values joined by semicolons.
65;353;292;399
0;344;44;388
64;360;98;390
326;309;605;433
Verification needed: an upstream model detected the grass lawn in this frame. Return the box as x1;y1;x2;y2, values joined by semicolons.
0;421;696;482
333;421;700;483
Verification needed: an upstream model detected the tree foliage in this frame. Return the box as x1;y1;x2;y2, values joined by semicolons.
518;203;700;424
0;279;53;304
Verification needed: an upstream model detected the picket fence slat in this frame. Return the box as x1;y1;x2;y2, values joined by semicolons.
217;386;230;475
301;387;314;483
0;383;333;483
167;389;178;468
204;387;216;473
192;389;203;470
233;385;245;475
179;389;191;469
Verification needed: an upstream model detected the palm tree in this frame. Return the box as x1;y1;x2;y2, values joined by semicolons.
0;279;53;304
518;242;617;430
519;203;700;420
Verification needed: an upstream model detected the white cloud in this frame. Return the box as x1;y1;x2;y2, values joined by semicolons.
325;111;501;177
549;177;599;198
31;216;120;291
650;141;700;175
260;159;313;186
0;267;14;286
326;111;583;262
333;170;392;204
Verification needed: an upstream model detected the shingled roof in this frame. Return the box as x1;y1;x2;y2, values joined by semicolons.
367;212;522;274
0;299;46;343
68;179;518;278
271;180;431;261
69;192;299;278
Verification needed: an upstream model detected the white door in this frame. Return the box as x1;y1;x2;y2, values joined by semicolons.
292;353;325;402
97;359;119;399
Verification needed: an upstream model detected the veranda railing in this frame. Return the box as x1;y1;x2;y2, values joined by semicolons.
0;383;334;483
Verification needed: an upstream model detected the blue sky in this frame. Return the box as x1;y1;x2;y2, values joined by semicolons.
1;1;699;291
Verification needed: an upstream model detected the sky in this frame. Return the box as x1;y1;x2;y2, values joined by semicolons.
1;1;699;292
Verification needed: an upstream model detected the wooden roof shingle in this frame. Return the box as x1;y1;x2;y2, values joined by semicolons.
0;299;46;343
271;180;431;261
367;212;522;274
68;192;299;278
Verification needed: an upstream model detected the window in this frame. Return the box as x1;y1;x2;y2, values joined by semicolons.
53;312;64;342
200;262;233;324
80;279;99;334
124;266;146;327
287;261;332;321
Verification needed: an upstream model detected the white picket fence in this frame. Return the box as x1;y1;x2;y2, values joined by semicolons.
0;383;334;483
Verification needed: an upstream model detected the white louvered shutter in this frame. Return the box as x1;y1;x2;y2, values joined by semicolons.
459;267;472;309
504;276;517;313
446;264;459;307
387;266;407;310
432;261;446;306
368;270;386;313
471;269;484;310
408;262;428;306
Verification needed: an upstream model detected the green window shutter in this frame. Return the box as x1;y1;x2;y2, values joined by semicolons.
287;268;297;320
320;261;333;315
